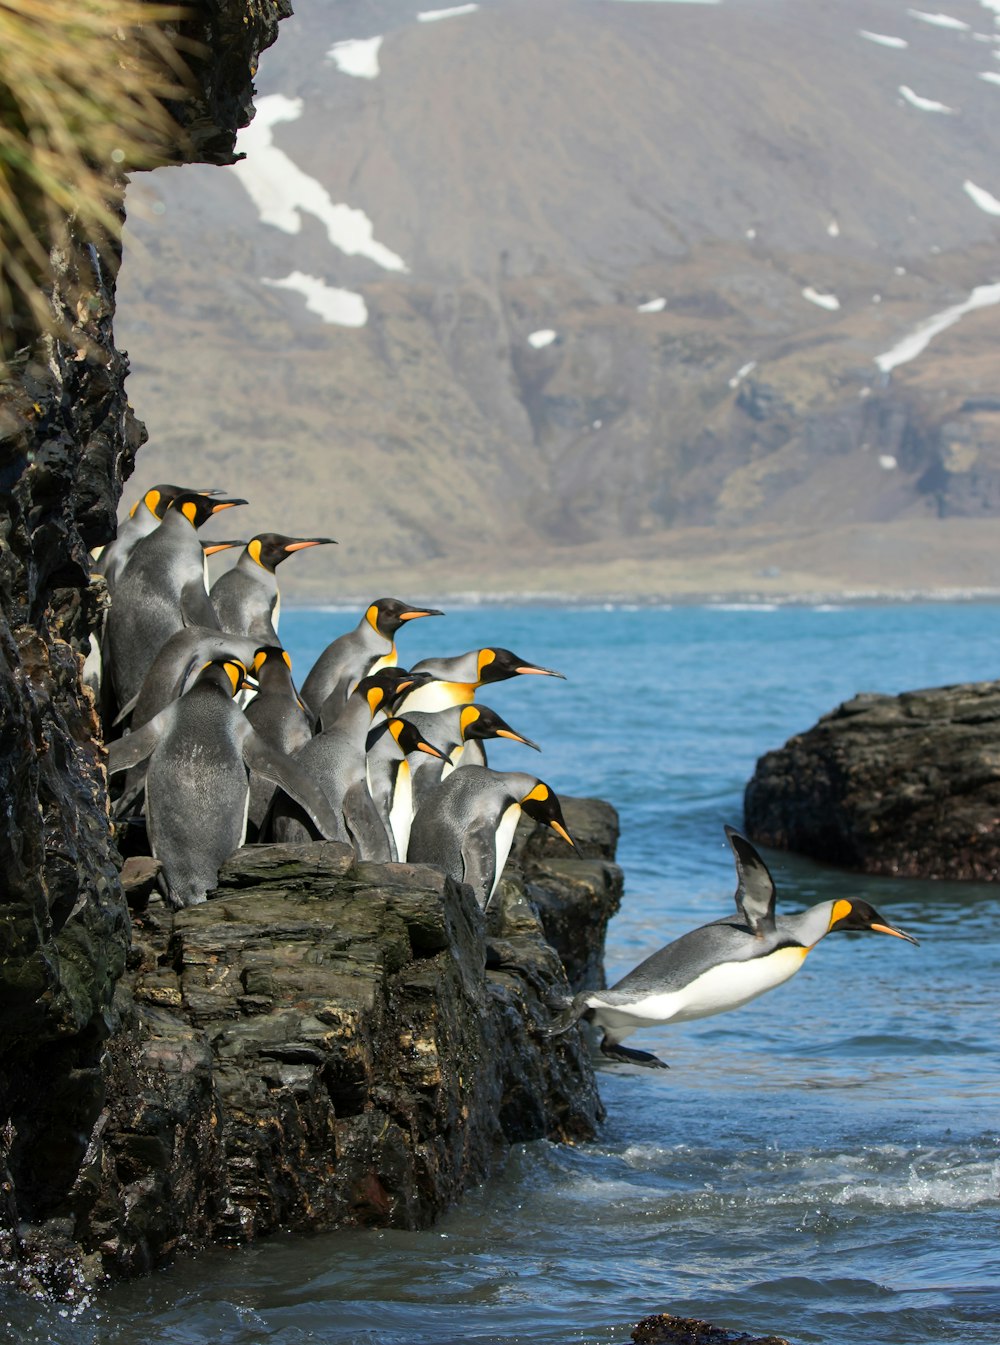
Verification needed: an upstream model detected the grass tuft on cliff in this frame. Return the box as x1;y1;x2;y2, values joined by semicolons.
0;0;191;368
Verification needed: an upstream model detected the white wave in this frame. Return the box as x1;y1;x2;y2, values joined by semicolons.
907;8;971;29
710;603;779;612
417;4;479;21
231;95;408;272
327;36;383;79
859;30;909;47
802;286;840;311
262;271;368;327
964;179;1000;214
527;329;557;349
874;281;1000;372
832;1158;1000;1210
899;84;956;112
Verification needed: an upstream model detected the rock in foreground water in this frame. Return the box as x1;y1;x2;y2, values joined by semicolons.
3;803;621;1292
745;681;1000;880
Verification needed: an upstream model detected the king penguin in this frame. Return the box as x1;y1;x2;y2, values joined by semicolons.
396;648;564;714
269;669;437;857
547;826;919;1069
300;598;444;725
107;658;341;907
244;645;315;838
404;703;540;814
407;767;573;908
95;483;221;595
210;533;336;644
106;491;246;710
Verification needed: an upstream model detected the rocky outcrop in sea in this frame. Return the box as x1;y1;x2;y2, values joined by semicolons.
745;681;1000;880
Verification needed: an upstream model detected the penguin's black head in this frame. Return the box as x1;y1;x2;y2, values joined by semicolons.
247;534;336;571
366;598;445;638
198;657;257;697
170;492;247;529
251;644;294;680
828;898;918;945
354;667;424;716
519;781;574;847
459;704;540;749
384;717;451;762
134;484;222;520
476;648;565;685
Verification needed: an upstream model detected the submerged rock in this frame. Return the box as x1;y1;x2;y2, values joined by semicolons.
5;806;621;1290
632;1313;791;1345
745;681;1000;879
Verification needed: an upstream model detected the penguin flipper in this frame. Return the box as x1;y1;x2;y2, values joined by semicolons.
179;578;221;630
599;1039;670;1070
241;731;341;841
460;824;498;909
341;781;392;862
724;825;776;935
107;709;173;776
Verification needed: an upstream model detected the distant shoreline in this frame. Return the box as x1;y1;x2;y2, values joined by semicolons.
284;587;1000;612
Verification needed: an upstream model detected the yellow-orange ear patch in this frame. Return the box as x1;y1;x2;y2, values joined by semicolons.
248;538;264;567
181;500;198;524
477;648;496;677
366;604;380;632
830;899;853;929
460;706;480;733
282;650;293;670
523;783;549;804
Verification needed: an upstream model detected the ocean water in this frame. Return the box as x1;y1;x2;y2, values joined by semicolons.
7;603;1000;1345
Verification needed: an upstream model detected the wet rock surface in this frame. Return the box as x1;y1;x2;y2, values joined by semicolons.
5;811;620;1290
632;1313;791;1345
745;681;1000;880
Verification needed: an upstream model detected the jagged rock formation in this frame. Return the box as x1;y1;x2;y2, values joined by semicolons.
744;682;1000;880
6;801;621;1293
0;0;288;1293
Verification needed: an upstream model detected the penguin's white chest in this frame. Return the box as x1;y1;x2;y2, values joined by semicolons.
592;946;809;1037
389;759;412;860
487;802;522;904
440;741;464;781
400;681;475;714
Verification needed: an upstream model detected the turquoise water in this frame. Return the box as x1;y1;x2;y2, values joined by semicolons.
7;603;1000;1344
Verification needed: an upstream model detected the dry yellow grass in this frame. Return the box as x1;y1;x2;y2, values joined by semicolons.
0;0;191;366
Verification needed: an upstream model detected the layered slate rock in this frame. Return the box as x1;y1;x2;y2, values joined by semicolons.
744;682;1000;880
13;814;621;1288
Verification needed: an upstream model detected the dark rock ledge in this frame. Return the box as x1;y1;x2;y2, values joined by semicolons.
1;798;622;1295
745;681;1000;880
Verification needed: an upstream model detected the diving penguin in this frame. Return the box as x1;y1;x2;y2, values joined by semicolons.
300;598;444;725
397;648;564;714
210;533;336;643
546;826;919;1069
107;658;341;908
105;490;246;709
407;767;574;908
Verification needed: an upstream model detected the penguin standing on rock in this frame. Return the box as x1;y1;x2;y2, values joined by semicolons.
95;484;221;594
210;533;336;643
106;491;246;709
301;598;444;725
107;658;341;908
407;767;574;907
404;703;540;813
397;648;564;714
244;645;315;838
547;826;919;1069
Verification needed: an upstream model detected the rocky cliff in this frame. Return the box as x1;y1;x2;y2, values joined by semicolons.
745;681;1000;880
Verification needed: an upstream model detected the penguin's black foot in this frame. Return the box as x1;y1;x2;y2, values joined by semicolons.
543;994;590;1038
600;1040;669;1070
